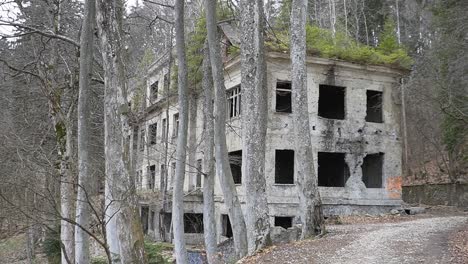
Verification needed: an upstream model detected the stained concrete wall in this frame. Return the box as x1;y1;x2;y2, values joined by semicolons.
403;184;468;207
135;52;407;242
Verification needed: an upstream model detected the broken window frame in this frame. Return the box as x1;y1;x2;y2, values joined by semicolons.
275;80;292;113
227;85;241;119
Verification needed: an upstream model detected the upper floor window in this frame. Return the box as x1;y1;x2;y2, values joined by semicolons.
149;123;157;145
173;113;179;138
318;85;345;120
161;118;167;142
229;150;242;184
276;81;292;113
227;85;241;118
150;81;159;101
366;90;383;123
148;165;156;190
139;128;145;151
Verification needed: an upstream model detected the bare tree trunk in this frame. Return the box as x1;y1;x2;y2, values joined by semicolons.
60;120;75;264
239;0;271;255
172;0;189;262
395;0;401;44
96;0;146;263
290;0;325;239
201;42;220;264
204;0;248;258
75;0;95;262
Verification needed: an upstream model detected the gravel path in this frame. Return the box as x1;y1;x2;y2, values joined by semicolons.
242;215;468;264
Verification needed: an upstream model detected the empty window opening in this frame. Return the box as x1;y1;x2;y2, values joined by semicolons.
276;81;292;113
318;85;345;120
160;164;167;190
227;85;241;118
133;126;139;152
150;81;159;101
184;213;204;233
136;170;143;189
139;129;145;151
150;210;155;231
141;206;149;234
161;118;167;142
196;159;202;188
149;123;157;145
229;150;242;184
162;212;172;233
275;149;295;184
148;165;156;190
318;152;350;187
173;113;179;138
366;90;383;123
275;216;293;229
221;214;233;238
362;153;383;188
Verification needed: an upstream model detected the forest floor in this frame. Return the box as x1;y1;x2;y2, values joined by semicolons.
240;206;468;264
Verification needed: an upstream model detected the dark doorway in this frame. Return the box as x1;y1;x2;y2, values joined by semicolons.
362;153;384;188
141;206;149;234
221;214;233;238
183;213;204;233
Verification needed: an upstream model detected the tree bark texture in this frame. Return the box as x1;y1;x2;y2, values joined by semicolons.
172;0;189;262
201;43;221;264
204;0;248;258
75;0;95;263
239;0;271;254
290;0;325;239
95;0;146;263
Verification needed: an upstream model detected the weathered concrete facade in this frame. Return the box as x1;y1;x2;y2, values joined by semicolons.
132;52;406;244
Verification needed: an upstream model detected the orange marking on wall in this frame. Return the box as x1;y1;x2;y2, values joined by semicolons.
387;176;402;199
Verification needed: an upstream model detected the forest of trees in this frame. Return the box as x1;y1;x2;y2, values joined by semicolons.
0;0;466;263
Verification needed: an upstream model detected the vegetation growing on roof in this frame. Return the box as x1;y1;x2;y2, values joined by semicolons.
266;19;412;69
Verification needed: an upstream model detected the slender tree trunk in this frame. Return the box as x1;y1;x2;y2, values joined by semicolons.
239;0;271;254
201;42;220;264
75;0;95;263
60;120;75;264
172;0;189;262
204;0;248;258
95;0;146;263
290;0;325;239
395;0;401;44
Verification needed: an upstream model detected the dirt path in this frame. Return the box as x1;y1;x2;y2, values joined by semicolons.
242;215;468;264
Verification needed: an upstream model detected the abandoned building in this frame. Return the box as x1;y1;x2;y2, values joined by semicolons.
130;45;407;244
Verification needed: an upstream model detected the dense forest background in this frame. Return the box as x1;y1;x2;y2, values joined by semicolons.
0;0;466;263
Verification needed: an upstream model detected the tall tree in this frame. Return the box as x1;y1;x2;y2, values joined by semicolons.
201;42;220;264
172;0;189;262
205;0;248;258
290;0;325;238
95;0;146;262
74;0;95;262
239;0;271;254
